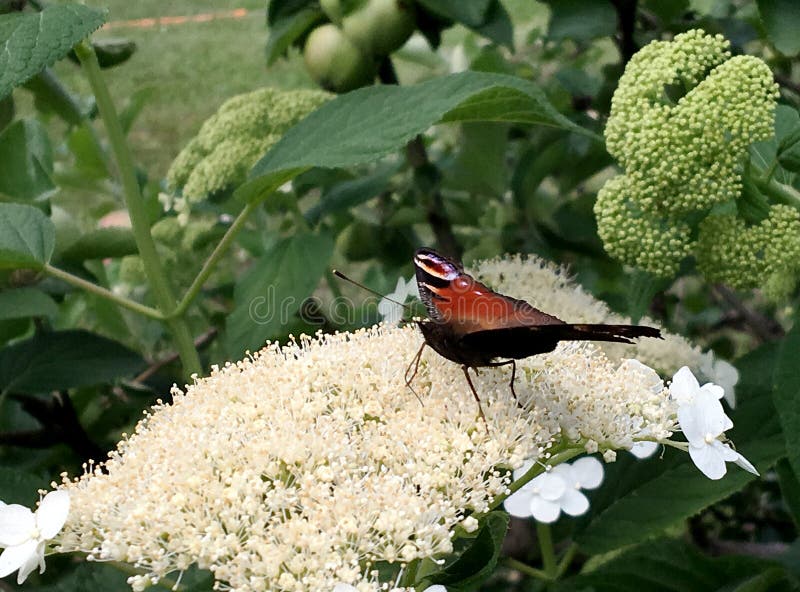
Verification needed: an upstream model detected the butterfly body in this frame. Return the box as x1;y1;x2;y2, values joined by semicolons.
410;248;662;419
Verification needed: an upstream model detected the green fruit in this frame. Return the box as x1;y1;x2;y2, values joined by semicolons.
303;24;376;92
342;0;416;57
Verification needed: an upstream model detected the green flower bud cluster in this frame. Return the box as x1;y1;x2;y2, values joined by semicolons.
167;88;330;201
596;29;783;288
697;205;800;301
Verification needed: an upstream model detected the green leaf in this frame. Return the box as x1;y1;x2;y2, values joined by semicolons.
225;232;334;357
0;467;48;505
575;344;784;554
423;511;509;589
0;118;55;201
266;7;323;64
22;68;85;125
545;0;617;42
775;321;800;478
776;458;800;528
559;538;795;592
66;122;109;179
119;86;154;136
91;36;136;68
757;0;800;56
416;0;492;27
0;287;58;321
0;92;12;131
238;71;592;204
60;226;138;262
0;202;55;269
0;329;145;392
444;123;508;196
305;162;400;225
0;4;107;99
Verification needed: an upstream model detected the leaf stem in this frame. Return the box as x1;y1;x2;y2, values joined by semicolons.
537;522;558;578
74;40;201;378
503;557;549;580
170;201;257;318
43;264;164;320
751;168;800;211
555;543;577;578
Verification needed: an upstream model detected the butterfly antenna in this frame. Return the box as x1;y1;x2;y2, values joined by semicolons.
332;270;414;311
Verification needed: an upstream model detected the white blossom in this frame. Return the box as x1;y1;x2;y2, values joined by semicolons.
673;367;757;480
378;277;419;324
699;351;739;408
504;457;604;523
0;490;69;584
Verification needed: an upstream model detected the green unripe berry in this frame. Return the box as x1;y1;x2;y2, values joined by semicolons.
342;0;415;57
303;24;376;92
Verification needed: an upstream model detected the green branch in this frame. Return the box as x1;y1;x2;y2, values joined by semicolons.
74;40;201;378
43;264;164;320
169;201;257;319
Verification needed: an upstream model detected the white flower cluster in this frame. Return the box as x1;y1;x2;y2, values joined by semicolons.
46;320;682;591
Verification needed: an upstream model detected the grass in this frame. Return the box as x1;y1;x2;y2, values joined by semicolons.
19;0;313;178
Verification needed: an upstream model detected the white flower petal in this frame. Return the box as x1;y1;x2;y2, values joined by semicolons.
17;541;44;584
677;404;705;446
530;497;561;523
714;440;739;462
0;539;39;579
733;451;759;476
36;490;69;540
0;504;35;547
333;584;358;592
630;441;658;459
700;383;725;401
571;457;604;489
534;473;566;501
693;393;728;438
689;444;727;480
512;460;535;481
560;489;590;516
423;586;447;592
503;489;534;518
620;359;664;394
671;366;700;404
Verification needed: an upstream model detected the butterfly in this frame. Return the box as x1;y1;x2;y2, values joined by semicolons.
408;248;662;420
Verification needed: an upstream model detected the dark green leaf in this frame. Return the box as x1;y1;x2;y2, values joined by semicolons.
775;321;800;478
575;344;784;554
777;458;800;528
266;7;323;64
66;123;109;179
0;118;55;201
444;123;508;196
641;0;690;25
239;71;592;204
305;162;400;225
0;4;107;99
751;105;798;185
22;68;85;125
0;202;55;269
423;511;509;589
0;92;12;131
415;0;492;27
545;0;617;42
60;227;138;262
757;0;800;56
92;37;136;68
0;467;48;505
225;232;334;356
0;287;58;321
119;86;154;136
470;0;513;48
559;538;795;592
0;329;145;392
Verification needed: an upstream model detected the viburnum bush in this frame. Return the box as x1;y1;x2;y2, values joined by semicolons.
1;1;800;591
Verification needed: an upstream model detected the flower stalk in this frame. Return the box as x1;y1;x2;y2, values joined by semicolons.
73;40;201;378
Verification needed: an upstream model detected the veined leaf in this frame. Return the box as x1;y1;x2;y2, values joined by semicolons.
0;4;107;99
0;287;58;321
237;71;594;204
0;118;55;202
0;202;55;270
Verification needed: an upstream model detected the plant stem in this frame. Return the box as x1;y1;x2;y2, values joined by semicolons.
503;557;549;580
555;543;577;578
170;201;257;318
751;168;800;211
43;264;165;320
537;522;558;578
74;40;201;378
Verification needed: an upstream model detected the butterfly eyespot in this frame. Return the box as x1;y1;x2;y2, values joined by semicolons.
453;276;471;291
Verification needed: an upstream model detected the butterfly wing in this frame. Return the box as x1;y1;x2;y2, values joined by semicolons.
413;248;564;335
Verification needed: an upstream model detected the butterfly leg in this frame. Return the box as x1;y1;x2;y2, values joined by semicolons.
485;359;522;408
404;342;426;406
461;365;487;422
